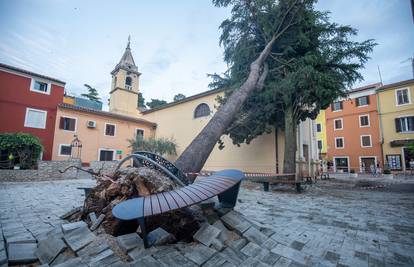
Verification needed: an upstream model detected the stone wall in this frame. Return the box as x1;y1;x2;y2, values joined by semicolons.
0;159;82;182
89;161;119;175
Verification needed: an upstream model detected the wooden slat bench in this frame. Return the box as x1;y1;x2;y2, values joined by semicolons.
112;169;244;247
245;173;302;192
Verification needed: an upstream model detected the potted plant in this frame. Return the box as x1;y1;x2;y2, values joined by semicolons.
350;169;358;178
383;169;393;179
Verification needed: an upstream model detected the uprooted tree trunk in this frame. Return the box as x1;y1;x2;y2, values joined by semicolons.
174;36;277;177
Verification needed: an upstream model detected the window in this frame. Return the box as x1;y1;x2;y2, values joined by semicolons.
317;140;323;150
359;115;370;127
24;108;47;129
194;103;210;118
59;117;76;131
361;135;372;147
59;144;72;156
395;116;414;133
386;154;402;170
334;119;343;130
99;149;114;161
356;96;369;107
136;129;144;139
335;137;344;149
396;88;410;106
30;79;50;94
331;101;343;111
105;123;116;136
334;157;349;172
316;123;322;132
125;77;132;90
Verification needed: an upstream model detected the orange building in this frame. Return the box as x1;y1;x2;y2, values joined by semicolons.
326;83;383;173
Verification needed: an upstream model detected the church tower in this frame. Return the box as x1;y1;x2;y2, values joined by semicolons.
109;36;141;117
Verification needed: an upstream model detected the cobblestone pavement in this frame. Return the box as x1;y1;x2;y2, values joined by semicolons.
0;179;413;266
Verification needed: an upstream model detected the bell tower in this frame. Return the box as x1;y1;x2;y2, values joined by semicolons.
109;36;141;116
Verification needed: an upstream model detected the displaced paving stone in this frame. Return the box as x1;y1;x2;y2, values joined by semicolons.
211;238;225;251
87;249;120;267
202;253;228;267
147;227;175;246
130;255;161;267
90;214;105;231
88;212;97;224
117;233;144;253
240;242;262;257
193;223;221;246
220;210;251;234
76;239;110;258
60;207;82;220
63;226;95;252
53;257;87;267
50;248;77;266
36;236;67;264
228;238;248;251
182;244;216;265
7;242;38;265
243;226;268;245
157;250;197;267
61;221;87;234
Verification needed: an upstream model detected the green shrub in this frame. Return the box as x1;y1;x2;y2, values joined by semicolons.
128;136;177;156
0;133;43;169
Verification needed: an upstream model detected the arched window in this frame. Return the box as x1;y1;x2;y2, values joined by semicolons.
194;103;210;118
125;77;132;89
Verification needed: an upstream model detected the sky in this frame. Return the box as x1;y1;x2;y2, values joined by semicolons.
0;0;413;110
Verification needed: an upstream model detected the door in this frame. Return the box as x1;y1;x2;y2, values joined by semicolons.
403;148;414;171
99;150;114;161
360;157;375;173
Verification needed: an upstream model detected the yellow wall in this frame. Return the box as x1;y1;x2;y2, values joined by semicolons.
109;68;140;117
63;96;75;105
315;109;327;155
52;107;155;163
378;81;414;170
142;92;279;173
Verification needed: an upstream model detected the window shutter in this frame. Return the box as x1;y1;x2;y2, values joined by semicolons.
366;96;370;105
408;116;414;131
331;104;334;111
339;101;343;109
395;118;401;132
59;117;64;129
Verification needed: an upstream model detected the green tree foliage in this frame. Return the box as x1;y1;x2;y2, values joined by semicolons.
146;99;168;109
128;136;177;156
212;0;376;172
81;84;102;103
0;133;43;169
138;92;146;108
173;93;186;101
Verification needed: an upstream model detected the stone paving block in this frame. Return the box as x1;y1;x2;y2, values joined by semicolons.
53;257;87;267
262;238;278;250
193;223;221;246
5;231;36;244
63;226;95;252
36;236;67;264
210;237;225;251
116;233;144;253
130;255;161;267
147;227;175;246
90;214;105;231
273;256;292;267
221;210;251;234
60;207;82;220
324;251;340;263
88;212;97;224
61;221;87;234
157;251;197;267
243;226;268;245
290;241;305;251
227;238;247;251
213;220;240;244
271;244;310;265
76;239;110;258
182;243;216;265
240;242;262;257
0;249;6;265
202;253;227;267
49;248;77;266
241;257;270;267
87;249;120;267
256;249;281;265
7;242;38;265
220;247;247;265
128;246;158;261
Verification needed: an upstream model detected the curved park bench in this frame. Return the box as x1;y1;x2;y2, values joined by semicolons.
112;169;244;247
245;172;302;192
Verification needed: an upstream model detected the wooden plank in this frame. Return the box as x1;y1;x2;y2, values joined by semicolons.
156;193;170;213
168;191;188;208
177;188;202;203
150;194;161;215
197;182;221;195
162;192;179;210
188;184;214;198
143;197;152;217
207;177;236;187
171;190;193;205
196;180;228;192
198;179;231;190
181;187;206;201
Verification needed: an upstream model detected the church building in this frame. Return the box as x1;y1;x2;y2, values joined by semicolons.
52;38;319;176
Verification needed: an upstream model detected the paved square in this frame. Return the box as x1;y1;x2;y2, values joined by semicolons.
0;178;413;266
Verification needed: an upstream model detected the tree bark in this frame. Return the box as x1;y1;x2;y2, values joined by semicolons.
174;35;277;177
283;105;297;174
